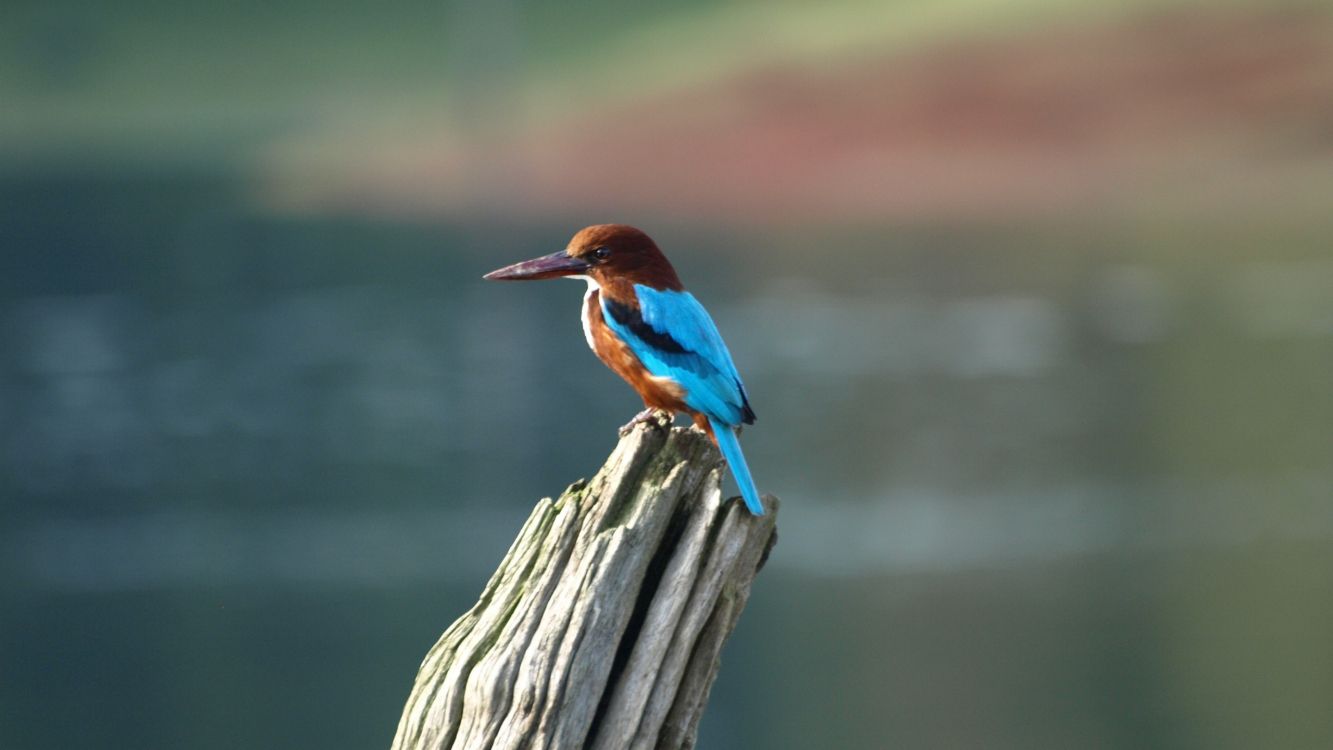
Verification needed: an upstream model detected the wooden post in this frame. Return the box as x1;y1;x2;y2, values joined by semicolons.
390;418;778;750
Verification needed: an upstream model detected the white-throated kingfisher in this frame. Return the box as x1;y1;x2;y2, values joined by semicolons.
484;224;764;515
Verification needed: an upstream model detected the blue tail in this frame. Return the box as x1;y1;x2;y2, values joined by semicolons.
709;417;764;515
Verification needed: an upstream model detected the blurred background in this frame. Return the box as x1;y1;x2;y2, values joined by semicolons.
3;0;1332;747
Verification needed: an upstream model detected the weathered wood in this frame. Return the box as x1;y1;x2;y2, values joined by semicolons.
391;418;778;750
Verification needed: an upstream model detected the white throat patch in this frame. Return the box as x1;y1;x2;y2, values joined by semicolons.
568;275;600;352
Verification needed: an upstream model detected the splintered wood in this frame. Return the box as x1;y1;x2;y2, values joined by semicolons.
391;421;778;750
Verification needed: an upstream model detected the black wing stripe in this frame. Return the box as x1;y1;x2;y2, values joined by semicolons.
739;385;756;425
603;297;690;354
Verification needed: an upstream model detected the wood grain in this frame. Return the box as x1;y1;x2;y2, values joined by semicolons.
391;419;778;750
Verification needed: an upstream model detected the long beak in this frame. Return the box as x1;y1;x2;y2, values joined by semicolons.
483;250;590;281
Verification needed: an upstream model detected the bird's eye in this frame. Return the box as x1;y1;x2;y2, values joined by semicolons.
593;246;611;260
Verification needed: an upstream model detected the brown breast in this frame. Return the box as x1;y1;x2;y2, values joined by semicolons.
583;288;691;414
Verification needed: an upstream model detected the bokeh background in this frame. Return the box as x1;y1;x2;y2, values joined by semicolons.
4;0;1333;747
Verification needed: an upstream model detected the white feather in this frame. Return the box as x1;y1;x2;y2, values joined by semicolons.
568;275;600;352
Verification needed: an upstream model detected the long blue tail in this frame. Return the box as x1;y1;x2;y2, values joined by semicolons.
709;418;764;515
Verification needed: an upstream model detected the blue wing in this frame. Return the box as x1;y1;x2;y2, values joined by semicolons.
601;285;754;427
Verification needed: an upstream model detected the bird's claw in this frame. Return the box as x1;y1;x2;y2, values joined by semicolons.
619;408;672;436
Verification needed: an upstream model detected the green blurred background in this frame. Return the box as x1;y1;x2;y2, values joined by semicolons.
3;0;1332;747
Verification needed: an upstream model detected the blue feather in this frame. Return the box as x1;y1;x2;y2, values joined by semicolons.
711;418;764;515
601;285;763;514
602;286;753;425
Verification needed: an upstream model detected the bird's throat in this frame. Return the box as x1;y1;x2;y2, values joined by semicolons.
572;275;600;353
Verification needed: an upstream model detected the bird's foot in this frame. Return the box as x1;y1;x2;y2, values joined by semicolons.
619;408;673;436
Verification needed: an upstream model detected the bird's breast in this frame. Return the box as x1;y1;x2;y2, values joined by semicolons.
582;288;689;412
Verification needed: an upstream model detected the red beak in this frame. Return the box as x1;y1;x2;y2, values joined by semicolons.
483;250;590;281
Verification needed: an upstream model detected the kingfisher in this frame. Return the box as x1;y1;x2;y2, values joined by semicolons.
483;224;764;515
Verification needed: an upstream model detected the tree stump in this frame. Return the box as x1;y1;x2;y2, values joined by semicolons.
390;418;779;750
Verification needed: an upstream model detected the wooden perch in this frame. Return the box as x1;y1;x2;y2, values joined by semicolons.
390;418;779;750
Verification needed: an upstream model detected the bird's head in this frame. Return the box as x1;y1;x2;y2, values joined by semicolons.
483;224;682;291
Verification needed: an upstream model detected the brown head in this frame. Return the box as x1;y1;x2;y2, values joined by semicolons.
483;224;683;292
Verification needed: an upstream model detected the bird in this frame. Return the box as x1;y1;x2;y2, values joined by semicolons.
483;224;764;515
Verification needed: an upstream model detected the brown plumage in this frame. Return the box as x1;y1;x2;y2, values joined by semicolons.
565;223;684;296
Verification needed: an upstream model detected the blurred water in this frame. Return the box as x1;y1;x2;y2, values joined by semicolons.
2;170;1331;748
